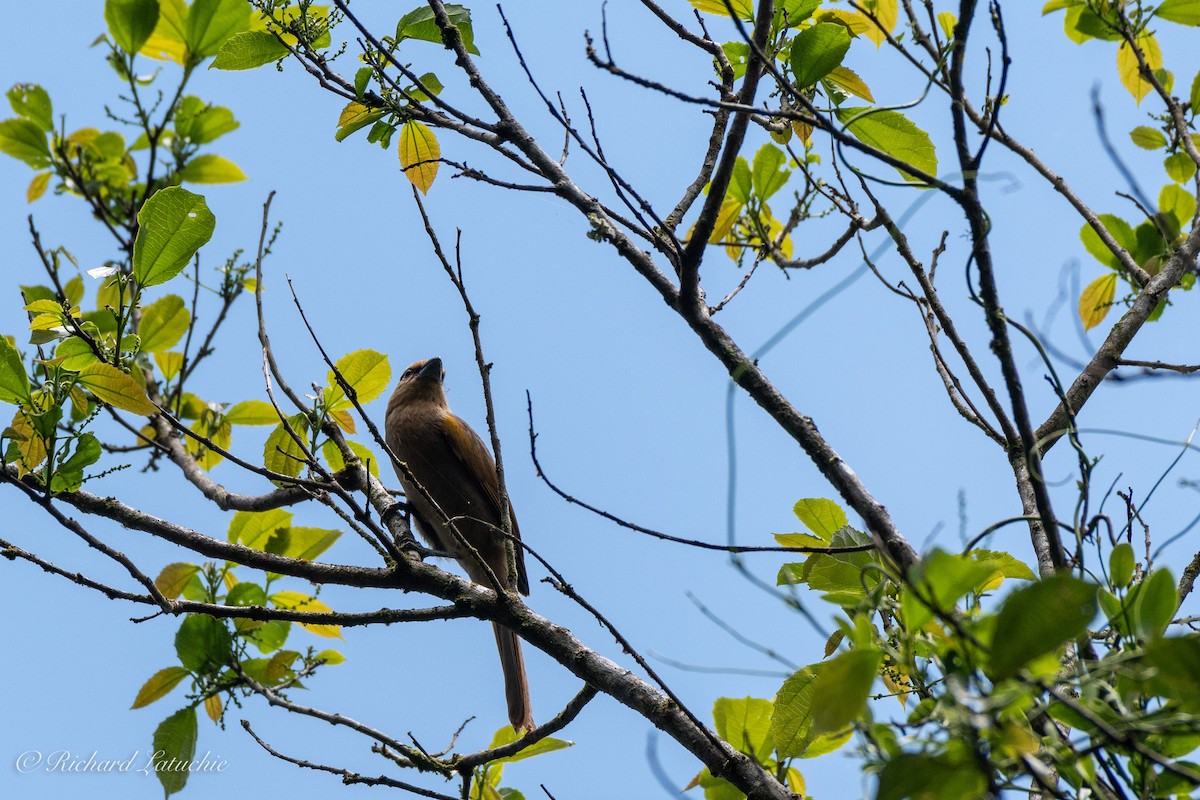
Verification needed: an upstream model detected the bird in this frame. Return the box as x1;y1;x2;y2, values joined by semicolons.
384;356;534;732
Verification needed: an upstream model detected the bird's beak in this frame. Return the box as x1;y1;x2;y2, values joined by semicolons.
419;357;444;382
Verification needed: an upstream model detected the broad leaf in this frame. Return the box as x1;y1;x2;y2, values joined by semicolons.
133;187;216;288
988;574;1098;681
0;118;51;169
0;335;31;404
152;707;198;797
139;294;190;352
179;153;246;183
1078;273;1117;331
790;22;852;88
326;349;391;410
77;362;158;415
398;120;440;194
175;613;232;674
185;0;251;59
809;648;882;733
835;107;937;184
211;29;289;70
6;83;54;132
105;0;160;53
395;3;480;54
131;666;190;709
792;498;848;542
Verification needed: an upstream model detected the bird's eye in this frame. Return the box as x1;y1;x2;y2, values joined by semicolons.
402;368;415;380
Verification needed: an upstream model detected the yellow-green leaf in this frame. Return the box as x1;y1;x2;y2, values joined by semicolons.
325;349;391;410
398;120;440;194
0;336;32;405
203;693;222;723
1117;33;1163;104
321;438;381;478
7;409;48;474
688;0;754;19
178;154;247;184
1078;273;1118;331
1129;126;1167;150
228;508;293;548
1157;0;1200;25
860;0;898;46
225;399;278;425
77;362;158;415
130;666;191;709
55;337;98;370
139;0;188;63
264;414;309;477
270;591;341;638
1159;182;1196;229
836;106;937;184
139;294;190;352
825;66;874;102
154;351;184;381
26;171;51;203
155;562;201;598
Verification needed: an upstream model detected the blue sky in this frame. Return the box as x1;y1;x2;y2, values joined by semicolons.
2;2;1199;799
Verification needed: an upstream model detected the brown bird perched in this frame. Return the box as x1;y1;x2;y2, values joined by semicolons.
385;357;534;732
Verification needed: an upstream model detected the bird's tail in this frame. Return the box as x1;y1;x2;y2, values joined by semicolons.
493;622;534;732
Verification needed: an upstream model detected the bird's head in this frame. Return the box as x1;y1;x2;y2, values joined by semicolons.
388;356;448;411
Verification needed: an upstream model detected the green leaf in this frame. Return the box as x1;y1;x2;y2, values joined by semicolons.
1144;636;1200;711
0;335;31;405
173;97;239;144
824;66;875;102
50;432;102;493
54;337;99;371
1165;151;1198;184
185;0;252;58
321;438;381;478
263;414;309;478
792;498;848;542
1129;126;1167;150
751;144;790;201
314;648;346;665
1191;69;1200;112
245;620;291;653
902;549;997;630
395;3;480;55
1157;0;1200;24
269;526;341;561
713;697;774;762
77;362;158;415
988;574;1098;681
210;29;289;70
1159;183;1196;229
133;187;216;288
790;22;852;88
0;118;51;169
690;0;755;19
175;614;232;674
139;294;190;352
155;562;201;598
326;349;391;410
809;648;882;733
6;83;54;132
771;665;822;757
152;707;198;797
105;0;160;54
1079;214;1136;270
1078;273;1118;331
1134;568;1178;638
179;153;246;183
967;549;1037;592
1109;543;1135;589
877;752;986;800
228;508;293;547
835;107;937;184
225;400;278;425
131;666;190;709
484;724;573;763
226;581;266;607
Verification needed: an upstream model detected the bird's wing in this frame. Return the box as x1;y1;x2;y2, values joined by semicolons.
441;413;529;595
